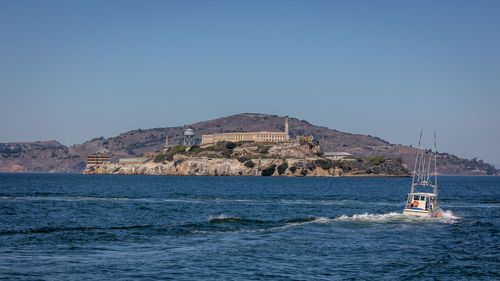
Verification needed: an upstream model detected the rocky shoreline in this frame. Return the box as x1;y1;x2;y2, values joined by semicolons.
84;141;410;177
84;157;342;177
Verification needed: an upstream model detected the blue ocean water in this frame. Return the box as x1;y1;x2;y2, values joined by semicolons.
0;174;498;280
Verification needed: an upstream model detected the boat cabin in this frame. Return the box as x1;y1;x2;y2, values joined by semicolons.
405;192;438;211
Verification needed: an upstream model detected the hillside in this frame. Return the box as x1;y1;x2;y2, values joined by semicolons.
0;113;498;175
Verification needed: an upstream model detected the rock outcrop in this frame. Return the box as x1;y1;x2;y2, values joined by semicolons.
84;157;346;177
84;141;409;177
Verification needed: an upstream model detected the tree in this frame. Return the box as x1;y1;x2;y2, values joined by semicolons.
244;160;255;168
261;165;276;176
154;154;166;163
277;161;288;175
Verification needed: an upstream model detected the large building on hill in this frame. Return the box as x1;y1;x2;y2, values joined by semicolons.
200;118;290;145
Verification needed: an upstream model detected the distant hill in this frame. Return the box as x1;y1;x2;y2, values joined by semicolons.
0;113;497;175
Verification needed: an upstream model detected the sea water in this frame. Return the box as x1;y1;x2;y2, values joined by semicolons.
0;174;498;280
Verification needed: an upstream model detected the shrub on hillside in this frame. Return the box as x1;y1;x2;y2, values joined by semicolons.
244;160;255;168
154;154;166;163
211;141;231;151
314;159;333;170
221;149;232;158
258;146;271;154
306;161;317;171
166;145;186;161
188;145;202;155
261;164;276;176
277;161;288;175
367;156;386;165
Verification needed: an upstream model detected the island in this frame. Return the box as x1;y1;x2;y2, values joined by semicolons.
83;137;409;177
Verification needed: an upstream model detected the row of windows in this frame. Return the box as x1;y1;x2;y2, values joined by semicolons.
202;133;287;143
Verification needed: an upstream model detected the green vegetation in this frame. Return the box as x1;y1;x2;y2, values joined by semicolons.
314;159;333;170
166;145;186;161
261;164;276;176
149;143;411;176
277;161;288;175
202;141;238;158
244;160;255;168
225;142;236;149
461;157;497;175
210;141;235;151
219;149;230;158
154;154;166;163
306;161;317;171
487;167;497;175
258;145;271;154
364;156;386;165
299;139;314;149
338;156;409;175
188;145;202;155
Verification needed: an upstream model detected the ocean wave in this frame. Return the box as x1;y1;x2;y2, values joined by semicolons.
0;224;159;235
438;209;460;222
207;214;268;224
444;202;500;208
192;215;338;235
0;196;139;202
0;196;399;206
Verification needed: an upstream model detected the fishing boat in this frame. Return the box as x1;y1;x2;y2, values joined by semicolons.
403;130;440;217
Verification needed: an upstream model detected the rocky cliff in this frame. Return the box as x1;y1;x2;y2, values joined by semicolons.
84;141;410;177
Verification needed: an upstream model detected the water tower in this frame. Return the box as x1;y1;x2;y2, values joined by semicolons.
183;128;195;146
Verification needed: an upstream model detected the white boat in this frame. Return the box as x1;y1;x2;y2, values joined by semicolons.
403;130;440;217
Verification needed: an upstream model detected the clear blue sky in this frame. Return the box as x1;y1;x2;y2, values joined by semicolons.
1;0;499;166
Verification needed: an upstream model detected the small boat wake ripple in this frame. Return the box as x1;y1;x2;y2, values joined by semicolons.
192;211;460;235
334;209;459;223
1;211;460;237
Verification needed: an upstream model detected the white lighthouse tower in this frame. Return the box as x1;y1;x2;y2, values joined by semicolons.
285;117;290;141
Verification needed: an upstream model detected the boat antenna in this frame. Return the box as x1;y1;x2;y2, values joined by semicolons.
426;136;433;184
434;130;438;195
411;129;423;193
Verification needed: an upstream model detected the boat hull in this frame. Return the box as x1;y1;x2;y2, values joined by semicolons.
403;208;438;217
